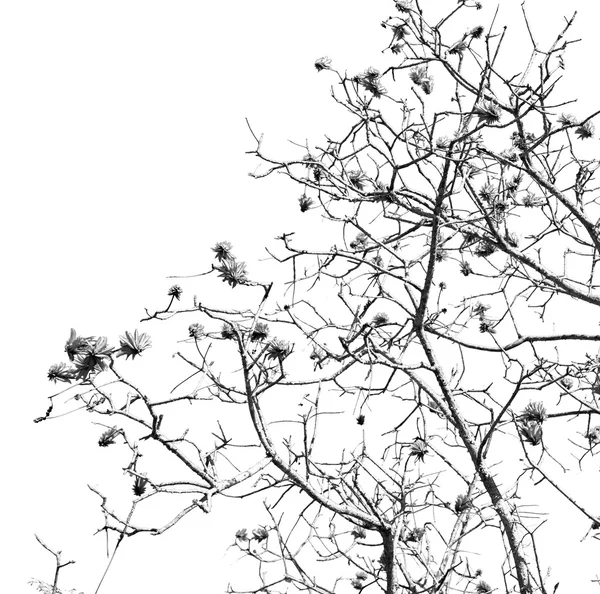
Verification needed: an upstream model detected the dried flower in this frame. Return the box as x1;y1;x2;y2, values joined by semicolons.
348;170;367;190
65;328;94;361
479;318;496;334
252;527;269;542
475;1;482;8
356;69;386;98
586;426;600;444
372;312;389;326
436;136;450;149
475;580;492;593
520;401;548;424
221;323;236;340
392;22;411;41
47;362;76;384
449;39;469;55
469;25;484;39
522;192;541;207
352;526;367;539
350;232;369;250
559;376;574;390
235;528;249;541
478;182;495;201
460;261;473;276
474;100;502;125
74;336;113;380
98;426;120;447
212;241;234;263
558;113;578;127
266;339;292;362
117;329;151;359
133;475;148;496
409;438;429;462
435;249;448;262
356;414;365;425
472;301;490;317
217;259;248;288
299;194;314;212
520;421;543;445
188;323;205;340
454;493;472;513
474;240;496;257
250;322;270;342
314;56;332;72
395;0;413;11
575;121;595;140
406;527;425;542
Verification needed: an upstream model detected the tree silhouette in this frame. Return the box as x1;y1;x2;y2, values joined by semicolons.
35;1;600;593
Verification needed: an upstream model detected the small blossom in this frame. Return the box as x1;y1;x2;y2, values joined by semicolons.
558;113;578;127
217;259;248;288
47;362;76;384
455;493;472;513
520;421;543;445
266;339;292;362
479;318;496;334
299;194;314;212
221;323;236;340
472;301;490;318
575;121;595;140
350;232;369;250
409;438;429;462
406;527;425;542
585;426;600;444
117;329;152;360
168;285;183;301
395;0;413;11
520;401;548;424
435;249;448;262
522;192;541;207
133;475;148;497
436;136;450;149
474;240;496;257
474;100;502;125
252;527;269;542
460;261;473;276
188;323;205;340
372;312;389;326
356;414;365;426
212;241;234;263
235;528;249;541
314;56;332;72
250;322;270;342
475;581;492;594
478;182;495;201
469;25;484;39
352;526;367;539
449;39;468;55
559;376;574;389
65;328;94;361
98;426;120;447
348;170;367;190
392;22;411;41
356;69;386;98
74;336;113;381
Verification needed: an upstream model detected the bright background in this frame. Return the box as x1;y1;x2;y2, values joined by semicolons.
1;1;598;592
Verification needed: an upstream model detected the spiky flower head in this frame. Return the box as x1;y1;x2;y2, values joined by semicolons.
47;362;76;384
409;66;428;85
348;170;367;190
266;339;292;362
479;319;496;334
73;336;113;380
475;580;492;593
188;323;205;340
356;69;386;98
520;421;543;445
478;182;495;201
454;493;472;513
168;284;183;301
449;39;468;55
409;437;429;462
217;259;248;288
250;322;270;342
98;426;120;447
212;241;234;263
235;528;249;541
474;100;502;125
469;25;484;39
522;192;541;207
575;121;595;140
350;232;369;250
460;261;473;276
356;414;365;425
392;22;411;41
299;194;314;212
520;401;548;424
117;329;151;360
65;328;94;361
133;475;148;497
558;113;578;127
314;56;332;72
586;426;600;445
252;527;269;542
351;526;367;539
372;312;389;326
436;136;450;149
406;527;425;542
472;301;490;318
221;322;236;340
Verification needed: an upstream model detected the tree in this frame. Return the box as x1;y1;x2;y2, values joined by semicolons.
34;1;600;592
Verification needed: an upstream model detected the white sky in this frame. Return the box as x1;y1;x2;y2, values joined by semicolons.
2;1;599;592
